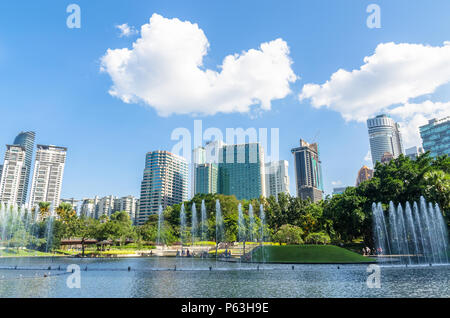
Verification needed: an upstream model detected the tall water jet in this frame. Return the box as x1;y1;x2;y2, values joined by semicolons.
412;202;426;263
373;197;449;265
260;204;266;264
45;203;55;253
434;203;449;264
249;204;255;242
201;200;207;241
372;203;391;259
215;200;224;257
157;205;163;245
191;202;197;245
237;203;245;243
180;203;186;245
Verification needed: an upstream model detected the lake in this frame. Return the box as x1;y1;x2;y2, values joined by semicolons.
0;257;448;298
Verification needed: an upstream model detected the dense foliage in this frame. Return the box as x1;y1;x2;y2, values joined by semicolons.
2;153;447;252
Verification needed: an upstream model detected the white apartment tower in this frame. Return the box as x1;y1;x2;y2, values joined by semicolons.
29;145;67;208
265;160;290;198
0;145;27;206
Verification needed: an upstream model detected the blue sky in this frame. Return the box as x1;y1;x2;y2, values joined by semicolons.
0;0;449;199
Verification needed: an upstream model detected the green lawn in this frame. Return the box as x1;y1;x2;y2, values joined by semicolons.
250;245;376;264
0;248;55;257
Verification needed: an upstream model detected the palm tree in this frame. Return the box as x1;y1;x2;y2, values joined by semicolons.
56;202;75;222
38;202;51;219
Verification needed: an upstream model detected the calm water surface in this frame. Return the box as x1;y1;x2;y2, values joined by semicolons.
0;257;448;298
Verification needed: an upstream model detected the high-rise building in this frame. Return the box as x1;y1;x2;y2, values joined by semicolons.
60;198;79;211
0;165;3;183
356;165;374;186
28;145;67;208
114;195;139;224
265;160;290;198
419;116;450;157
96;195;116;219
191;146;206;197
138;151;188;225
13;131;35;204
367;114;404;166
195;163;219;195
80;198;97;218
332;187;348;195
405;146;425;160
0;145;27;206
218;143;265;200
291;139;323;202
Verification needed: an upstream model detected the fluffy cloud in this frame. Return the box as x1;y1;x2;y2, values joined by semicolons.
389;101;450;148
102;14;297;116
115;23;137;37
299;42;450;122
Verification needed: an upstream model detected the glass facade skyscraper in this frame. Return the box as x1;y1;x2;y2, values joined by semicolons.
12;131;35;204
419;116;450;157
218;143;265;200
291;139;323;202
367;114;403;166
195;163;218;195
138;151;188;225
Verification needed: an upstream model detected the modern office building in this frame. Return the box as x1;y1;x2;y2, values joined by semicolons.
291;139;324;202
332;187;348;195
191;146;206;197
28;145;67;208
405;146;425;160
265;160;290;198
356;165;374;186
138;151;188;225
419;116;450;157
13;131;35;204
367;114;404;166
0;145;27;206
218;143;265;200
192;140;225;197
195;163;219;195
0;165;3;183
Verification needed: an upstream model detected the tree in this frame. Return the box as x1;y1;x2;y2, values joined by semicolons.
38;202;51;219
273;224;304;245
56;202;76;223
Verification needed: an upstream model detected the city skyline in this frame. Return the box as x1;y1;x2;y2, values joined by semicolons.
1;1;449;200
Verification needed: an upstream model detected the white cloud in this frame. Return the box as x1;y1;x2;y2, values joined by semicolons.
102;14;297;116
299;42;450;122
389;100;450;148
331;180;342;186
115;23;137;37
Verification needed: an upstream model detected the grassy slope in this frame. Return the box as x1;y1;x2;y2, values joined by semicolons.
251;245;375;264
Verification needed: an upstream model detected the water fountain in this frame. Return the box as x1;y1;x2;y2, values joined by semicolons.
215;200;224;258
249;204;255;242
191;203;197;245
260;204;266;264
372;196;449;265
179;203;186;245
201;200;207;241
157;205;163;245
